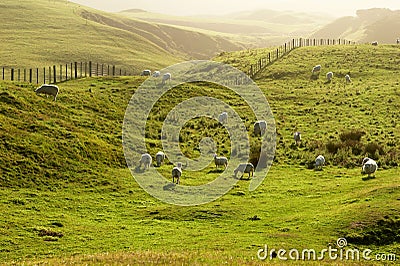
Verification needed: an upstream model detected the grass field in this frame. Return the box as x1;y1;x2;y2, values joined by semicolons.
1;44;399;264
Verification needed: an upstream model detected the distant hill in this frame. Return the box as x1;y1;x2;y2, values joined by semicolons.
120;9;334;46
227;9;331;25
310;8;400;43
0;0;245;72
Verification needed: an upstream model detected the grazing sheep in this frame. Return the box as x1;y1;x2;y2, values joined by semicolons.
152;71;161;78
35;84;59;101
254;120;267;136
397;38;400;44
218;112;228;124
172;162;183;184
233;163;254;179
362;157;378;178
294;132;301;145
162;73;171;85
326;72;333;82
371;41;378;46
312;65;321;75
214;154;228;169
139;153;152;170
155;151;165;167
141;70;151;76
315;155;325;170
345;74;351;83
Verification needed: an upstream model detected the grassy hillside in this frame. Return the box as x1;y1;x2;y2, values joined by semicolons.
1;45;400;264
0;0;245;72
310;8;400;43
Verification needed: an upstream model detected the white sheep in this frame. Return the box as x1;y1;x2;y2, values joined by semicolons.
294;132;301;145
155;151;165;167
152;71;161;78
141;70;151;76
139;153;152;170
326;72;333;82
233;163;254;179
218;112;228;125
312;65;321;75
362;157;378;178
254;120;267;136
162;73;171;85
214;154;228;169
315;155;325;170
371;41;378;46
35;84;59;101
172;162;183;184
345;74;351;83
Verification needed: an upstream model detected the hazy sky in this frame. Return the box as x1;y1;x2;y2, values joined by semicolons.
70;0;400;17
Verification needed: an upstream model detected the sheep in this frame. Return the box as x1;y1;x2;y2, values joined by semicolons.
155;151;165;167
162;72;171;85
218;112;228;125
233;163;254;179
294;132;301;145
397;38;400;45
139;153;152;170
152;71;161;78
172;162;183;184
35;84;59;101
371;41;378;46
326;71;333;82
141;70;151;76
362;157;378;178
315;155;325;170
312;65;321;75
214;154;228;169
345;74;351;84
254;120;267;136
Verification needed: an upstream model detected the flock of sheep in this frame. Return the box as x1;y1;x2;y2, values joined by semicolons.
33;64;378;183
311;64;351;84
141;69;171;85
136;60;378;184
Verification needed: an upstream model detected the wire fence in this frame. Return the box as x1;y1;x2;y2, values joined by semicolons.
247;38;356;78
1;61;132;84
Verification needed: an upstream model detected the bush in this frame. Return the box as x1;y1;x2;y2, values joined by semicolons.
364;142;385;157
339;130;365;142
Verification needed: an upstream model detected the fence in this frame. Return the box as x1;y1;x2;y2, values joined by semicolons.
247;38;356;79
1;61;132;84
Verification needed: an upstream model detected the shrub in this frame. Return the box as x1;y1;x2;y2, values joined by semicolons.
364;142;385;157
339;130;365;142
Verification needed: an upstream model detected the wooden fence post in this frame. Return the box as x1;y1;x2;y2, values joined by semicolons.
89;61;92;77
43;67;46;84
65;64;68;81
29;69;32;83
24;69;26;82
53;65;57;83
112;65;115;76
11;68;14;81
36;68;39;84
74;62;78;79
17;69;20;81
60;65;62;82
2;67;4;80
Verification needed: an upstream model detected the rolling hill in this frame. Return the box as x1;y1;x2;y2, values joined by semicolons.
310;8;400;43
119;9;334;47
1;44;399;264
0;0;245;72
